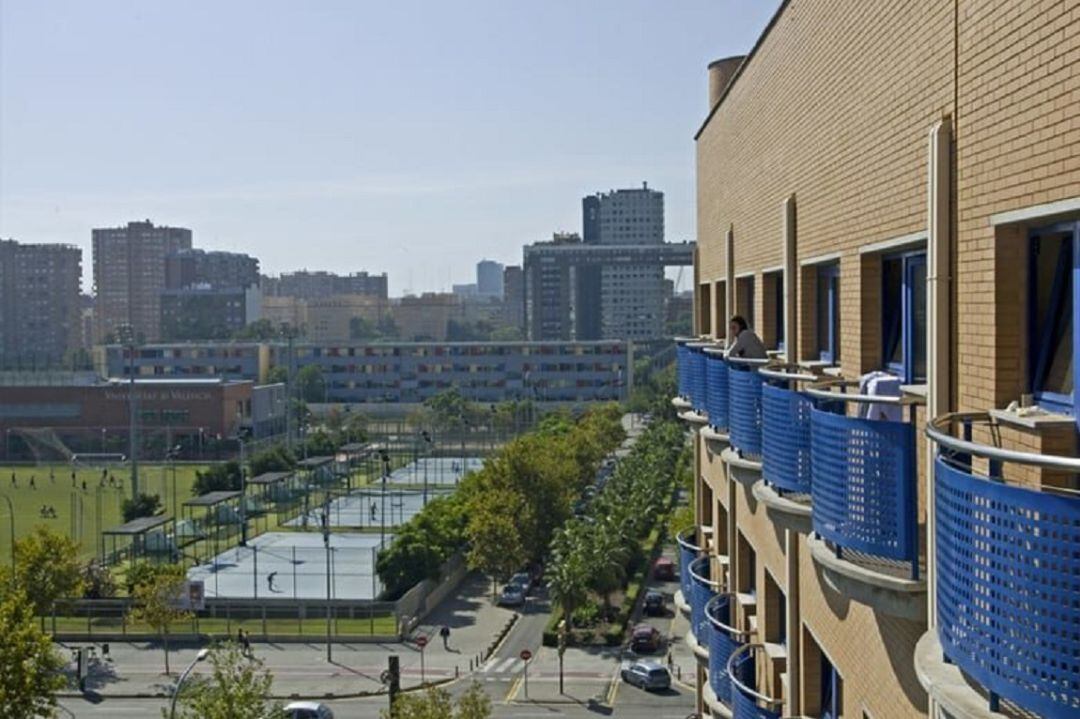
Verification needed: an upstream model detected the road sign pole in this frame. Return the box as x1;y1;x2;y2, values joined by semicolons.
519;648;533;699
420;645;425;685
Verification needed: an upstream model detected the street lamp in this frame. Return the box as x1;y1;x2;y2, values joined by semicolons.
379;449;391;550
321;506;333;662
117;324;140;500
420;430;432;505
168;648;209;719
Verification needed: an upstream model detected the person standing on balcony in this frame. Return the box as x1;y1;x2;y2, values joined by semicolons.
727;315;768;359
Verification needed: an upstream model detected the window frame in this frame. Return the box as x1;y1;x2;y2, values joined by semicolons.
1027;221;1079;419
881;250;927;384
817;263;840;364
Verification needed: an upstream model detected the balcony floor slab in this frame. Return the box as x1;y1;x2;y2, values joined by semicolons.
807;534;926;621
915;631;1032;719
679;409;709;426
752;480;812;533
720;447;762;484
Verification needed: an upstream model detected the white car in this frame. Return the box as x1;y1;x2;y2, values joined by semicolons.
284;701;334;719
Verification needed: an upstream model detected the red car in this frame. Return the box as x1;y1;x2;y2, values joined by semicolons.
631;623;662;653
653;557;675;581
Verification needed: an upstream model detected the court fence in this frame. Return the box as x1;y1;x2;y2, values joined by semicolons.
49;597;401;642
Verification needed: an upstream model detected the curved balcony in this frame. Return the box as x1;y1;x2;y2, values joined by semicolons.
688;556;720;649
728;644;783;719
917;413;1080;719
705;348;730;434
804;383;925;618
706;594;752;710
727;359;766;460
676;526;703;608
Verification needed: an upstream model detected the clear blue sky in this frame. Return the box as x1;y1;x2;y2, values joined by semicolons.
0;1;777;295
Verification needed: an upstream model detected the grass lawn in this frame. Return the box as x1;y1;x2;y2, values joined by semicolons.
0;463;206;561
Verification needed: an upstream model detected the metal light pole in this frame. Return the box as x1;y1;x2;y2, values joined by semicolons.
421;431;431;505
321;506;332;662
0;494;14;567
237;432;248;546
379;450;390;550
119;325;140;500
169;648;209;719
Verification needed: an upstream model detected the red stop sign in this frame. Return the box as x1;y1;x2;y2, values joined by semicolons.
519;649;532;661
416;636;428;648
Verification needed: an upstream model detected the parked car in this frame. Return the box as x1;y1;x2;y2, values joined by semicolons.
621;659;671;691
284;701;335;719
497;583;526;607
630;623;662;653
653;557;676;581
509;572;532;594
643;590;666;616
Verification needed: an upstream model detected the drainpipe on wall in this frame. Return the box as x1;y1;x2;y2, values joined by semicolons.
783;196;798;363
725;227;736;332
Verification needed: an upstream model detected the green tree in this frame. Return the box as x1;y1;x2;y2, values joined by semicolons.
171;642;282;719
121;492;162;522
382;682;491;719
12;526;83;617
423;388;470;432
465;489;528;595
0;578;66;718
266;365;288;384
295;364;327;403
232;319;280;341
193;462;242;495
130;565;191;675
545;535;590;629
81;559;117;599
249;445;296;476
490;325;524;341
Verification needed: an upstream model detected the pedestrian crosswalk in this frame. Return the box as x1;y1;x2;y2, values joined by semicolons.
479;656;525;675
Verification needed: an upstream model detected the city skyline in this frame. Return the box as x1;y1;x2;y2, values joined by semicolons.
0;1;778;296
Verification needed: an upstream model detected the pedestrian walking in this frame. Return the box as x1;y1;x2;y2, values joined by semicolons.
10;473;16;489
81;480;87;491
71;471;76;488
370;502;377;522
440;624;450;650
28;475;35;490
49;469;55;484
267;571;278;593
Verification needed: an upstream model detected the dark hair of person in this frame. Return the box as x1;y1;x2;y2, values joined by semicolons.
730;315;748;333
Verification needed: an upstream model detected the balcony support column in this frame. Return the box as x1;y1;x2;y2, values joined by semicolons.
785;527;800;717
782;196;798;362
725;226;735;329
926;116;953;632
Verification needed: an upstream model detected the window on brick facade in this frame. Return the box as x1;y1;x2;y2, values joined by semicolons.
882;250;927;383
736;275;756;329
817;263;840;364
1028;221;1078;419
764;270;784;351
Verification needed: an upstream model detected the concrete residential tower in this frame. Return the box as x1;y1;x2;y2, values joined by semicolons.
0;239;82;365
92;220;192;342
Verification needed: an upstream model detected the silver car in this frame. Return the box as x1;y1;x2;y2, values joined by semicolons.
284;701;334;719
621;659;672;691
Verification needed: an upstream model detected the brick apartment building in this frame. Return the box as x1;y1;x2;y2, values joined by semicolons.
0;239;82;366
93;220;192;343
677;2;1079;719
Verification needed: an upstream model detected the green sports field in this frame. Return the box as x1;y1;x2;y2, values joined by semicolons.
0;463;205;562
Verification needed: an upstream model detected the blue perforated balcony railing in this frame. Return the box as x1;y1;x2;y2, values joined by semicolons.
728;359;767;459
805;383;921;579
728;644;783;719
760;376;814;495
688;556;719;645
705;348;730;432
688;342;709;416
927;412;1080;717
676;527;702;602
676;339;692;400
706;593;752;707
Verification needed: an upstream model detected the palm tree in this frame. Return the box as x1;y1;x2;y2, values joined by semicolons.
548;530;590;628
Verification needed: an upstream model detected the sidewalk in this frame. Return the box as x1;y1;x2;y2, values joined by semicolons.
59;572;516;699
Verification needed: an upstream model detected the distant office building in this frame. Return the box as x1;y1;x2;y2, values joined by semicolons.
92;220;192;342
476;259;504;297
452;283;478;297
262;270;388;300
305;294;390;342
260;296;308;332
0;239;82;366
393;293;459;341
523;227;692;341
101;339;632;405
502;265;525;330
160;249;261;341
165;249;259;291
592;184;666;340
